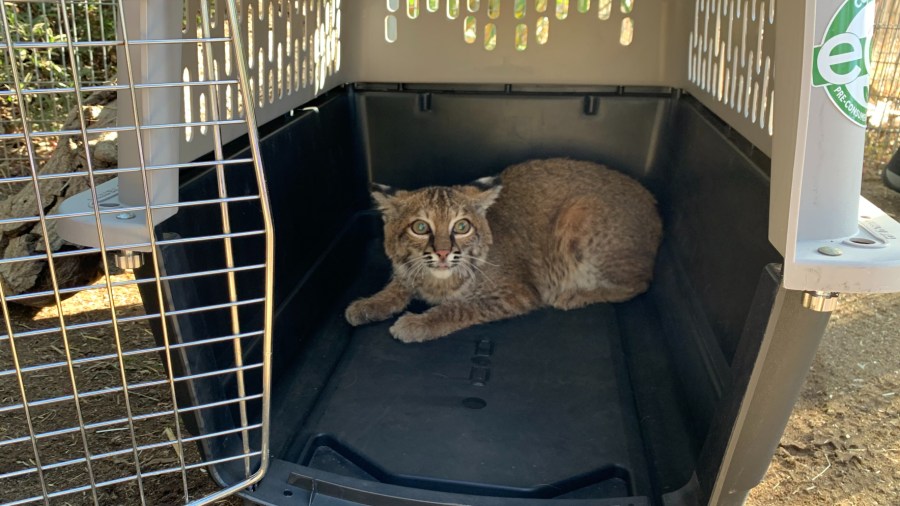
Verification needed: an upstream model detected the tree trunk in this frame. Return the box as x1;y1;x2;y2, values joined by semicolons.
0;91;117;307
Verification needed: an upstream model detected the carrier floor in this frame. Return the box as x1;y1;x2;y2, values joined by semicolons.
278;238;652;498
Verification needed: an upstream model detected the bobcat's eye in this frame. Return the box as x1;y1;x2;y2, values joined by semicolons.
453;219;472;235
410;220;430;235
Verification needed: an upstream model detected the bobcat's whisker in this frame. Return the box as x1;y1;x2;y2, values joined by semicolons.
461;258;495;286
397;255;429;268
458;253;500;267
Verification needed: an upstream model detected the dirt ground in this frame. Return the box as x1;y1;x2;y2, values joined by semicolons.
747;160;900;505
0;275;232;505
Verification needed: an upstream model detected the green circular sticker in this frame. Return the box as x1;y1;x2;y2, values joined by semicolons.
812;0;875;127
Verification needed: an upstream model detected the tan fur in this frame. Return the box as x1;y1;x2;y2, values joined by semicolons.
345;158;663;343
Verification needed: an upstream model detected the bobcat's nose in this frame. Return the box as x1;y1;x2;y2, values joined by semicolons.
434;250;451;261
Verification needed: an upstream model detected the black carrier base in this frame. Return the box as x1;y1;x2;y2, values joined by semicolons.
144;84;834;506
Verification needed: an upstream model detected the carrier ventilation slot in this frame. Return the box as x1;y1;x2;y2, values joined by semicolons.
180;0;342;146
688;0;775;136
384;0;637;48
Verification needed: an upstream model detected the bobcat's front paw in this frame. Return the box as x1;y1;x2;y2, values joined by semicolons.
345;298;393;326
390;313;440;343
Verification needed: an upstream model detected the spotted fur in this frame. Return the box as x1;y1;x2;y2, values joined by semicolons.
345;158;663;343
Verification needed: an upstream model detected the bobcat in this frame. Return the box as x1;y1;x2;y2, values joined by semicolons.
345;158;663;343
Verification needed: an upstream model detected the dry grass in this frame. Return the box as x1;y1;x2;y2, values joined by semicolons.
0;271;229;505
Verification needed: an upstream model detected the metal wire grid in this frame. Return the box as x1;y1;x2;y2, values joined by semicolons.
869;0;900;163
0;0;117;175
0;0;273;504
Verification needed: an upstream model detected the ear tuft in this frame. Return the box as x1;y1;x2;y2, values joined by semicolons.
466;176;503;213
370;183;399;216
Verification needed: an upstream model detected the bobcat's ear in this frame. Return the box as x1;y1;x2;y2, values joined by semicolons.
465;176;503;214
371;183;402;217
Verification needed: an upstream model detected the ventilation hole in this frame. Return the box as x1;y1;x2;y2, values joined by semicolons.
484;23;497;50
210;0;218;27
714;7;722;54
556;0;569;20
335;39;341;72
700;54;707;91
730;46;738;103
225;85;233;119
259;48;265;106
758;82;772;128
598;0;611;19
726;1;734;61
295;38;302;90
286;15;293;58
199;92;208;134
268;68;276;103
196;19;206;82
619;16;633;45
468;0;480;13
577;0;590;14
239;78;246;116
182;0;189;33
515;23;528;50
258;0;265;20
514;0;526;18
850;237;876;245
536;0;548;13
427;0;439;12
237;77;245;116
718;41;726;99
744;53;752;118
269;2;276;62
751;80;759;123
387;0;399;12
385;15;398;42
224;19;232;75
740;7;747;67
182;68;193;141
712;62;719;97
408;0;419;18
247;3;255;68
688;35;694;81
768;90;774;136
302;5;309;52
447;0;460;18
536;16;549;44
284;490;293;497
464;15;477;43
620;0;632;14
769;0;775;23
278;43;285;98
336;5;342;39
723;68;731;104
302;56;308;88
488;0;500;19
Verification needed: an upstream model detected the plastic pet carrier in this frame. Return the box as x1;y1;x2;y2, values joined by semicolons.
1;0;899;505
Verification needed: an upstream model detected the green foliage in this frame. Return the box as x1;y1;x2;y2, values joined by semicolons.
0;1;117;130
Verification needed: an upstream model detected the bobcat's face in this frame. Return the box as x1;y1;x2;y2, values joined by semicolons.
371;179;501;283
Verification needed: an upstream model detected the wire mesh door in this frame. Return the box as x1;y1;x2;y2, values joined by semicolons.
0;0;274;504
